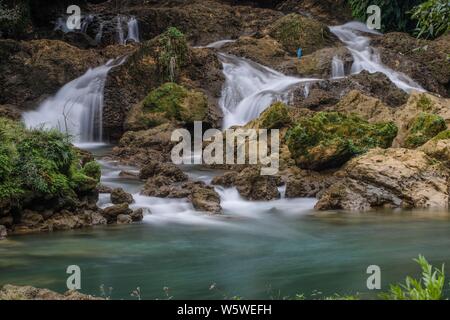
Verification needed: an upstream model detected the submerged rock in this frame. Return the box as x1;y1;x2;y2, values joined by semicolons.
316;148;450;211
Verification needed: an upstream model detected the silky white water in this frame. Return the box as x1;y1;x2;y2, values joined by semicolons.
23;59;124;143
218;53;318;128
126;17;140;43
330;22;424;93
331;56;345;78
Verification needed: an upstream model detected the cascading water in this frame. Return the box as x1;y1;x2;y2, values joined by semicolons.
23;58;125;145
126;17;140;43
218;53;318;128
116;16;126;45
331;56;345;78
330;22;424;93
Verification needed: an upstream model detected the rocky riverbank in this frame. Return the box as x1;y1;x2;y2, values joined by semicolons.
1;0;450;243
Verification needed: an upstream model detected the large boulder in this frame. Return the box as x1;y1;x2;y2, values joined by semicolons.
110;188;134;205
102;203;133;224
234;167;281;201
284;167;335;198
286;112;398;170
139;160;188;182
316;148;450;211
267;13;337;56
419;131;450;168
190;184;222;214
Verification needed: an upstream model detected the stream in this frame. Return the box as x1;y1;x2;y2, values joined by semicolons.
1;22;449;300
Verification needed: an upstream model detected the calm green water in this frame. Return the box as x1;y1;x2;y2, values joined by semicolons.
2;209;450;300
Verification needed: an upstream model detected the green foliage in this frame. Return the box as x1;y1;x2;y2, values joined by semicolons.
156;27;190;82
347;0;423;33
259;102;291;129
81;161;101;181
0;0;31;38
0;117;100;207
404;112;447;148
433;129;450;141
286;112;398;170
411;0;450;39
381;255;445;300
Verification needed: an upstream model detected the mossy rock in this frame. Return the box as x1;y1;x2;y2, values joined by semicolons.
286;112;398;170
268;13;336;55
141;82;208;126
0;117;101;210
404;112;447;149
259;102;291;129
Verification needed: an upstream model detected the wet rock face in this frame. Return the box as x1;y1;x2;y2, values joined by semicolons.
315;148;450;211
284;168;335;198
372;32;450;97
111;188;134;205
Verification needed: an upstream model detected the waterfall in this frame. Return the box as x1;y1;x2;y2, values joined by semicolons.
331;56;345;78
330;22;424;93
126;17;140;43
116;16;126;45
95;22;104;44
218;53;318;128
22;58;125;144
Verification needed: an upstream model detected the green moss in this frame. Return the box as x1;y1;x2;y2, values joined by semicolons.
81;161;101;181
259;102;291;129
268;13;333;55
141;82;208;126
0;117;101;208
416;94;434;111
285;112;398;170
404;112;447;148
433;130;450;141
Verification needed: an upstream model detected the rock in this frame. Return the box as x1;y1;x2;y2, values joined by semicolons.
267;13;337;56
330;90;395;123
293;46;352;78
0;39;103;109
315;148;450;211
102;204;133;224
419;131;450;168
291;71;408;110
393;92;450;147
276;0;352;25
130;209;144;222
20;211;44;228
97;184;113;194
403;113;447;148
190;184;222;214
284;167;336;198
0;216;13;228
117;214;133;225
46;211;84;231
139;160;188;182
110;188;134;205
211;172;238;188
286;112;398;170
0;225;7;240
0;104;23;120
118;171;140;180
0;285;103;300
234;167;280;201
372;32;450;97
258;102;291;129
90;212;107;226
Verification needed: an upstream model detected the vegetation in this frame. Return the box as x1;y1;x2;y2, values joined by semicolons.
141;82;208;126
285;112;398;170
381;255;445;300
259;102;291;129
404;112;447;148
0;117;100;210
411;0;450;39
155;27;190;82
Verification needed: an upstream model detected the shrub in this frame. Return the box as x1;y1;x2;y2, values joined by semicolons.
411;0;450;39
381;255;445;300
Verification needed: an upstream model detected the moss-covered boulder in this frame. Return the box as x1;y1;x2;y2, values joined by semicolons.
286;112;398;170
135;82;208;127
0;117;100;214
267;13;336;55
404;112;447;149
258;102;291;129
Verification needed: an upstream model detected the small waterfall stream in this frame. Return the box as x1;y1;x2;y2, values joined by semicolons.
330;22;424;93
218;53;318;128
23;58;124;145
331;56;345;78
